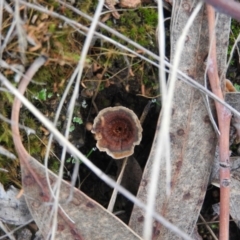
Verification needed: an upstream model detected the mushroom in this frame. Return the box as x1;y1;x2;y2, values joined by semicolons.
91;106;142;159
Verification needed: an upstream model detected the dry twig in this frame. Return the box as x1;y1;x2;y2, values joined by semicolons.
206;5;231;240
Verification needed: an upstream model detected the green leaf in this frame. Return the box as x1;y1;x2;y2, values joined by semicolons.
69;125;75;132
37;89;47;101
234;83;240;92
73;117;83;124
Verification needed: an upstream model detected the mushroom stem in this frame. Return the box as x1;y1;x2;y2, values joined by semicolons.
107;157;129;212
107;101;152;211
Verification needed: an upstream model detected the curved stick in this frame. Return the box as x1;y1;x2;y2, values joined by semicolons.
11;56;48;192
11;56;83;240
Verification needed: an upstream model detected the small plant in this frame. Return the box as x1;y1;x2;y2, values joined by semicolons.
69;125;75;132
73;117;83;125
66;147;96;163
36;89;47;101
66;156;79;164
34;89;53;101
69;116;83;132
86;147;97;158
234;83;240;91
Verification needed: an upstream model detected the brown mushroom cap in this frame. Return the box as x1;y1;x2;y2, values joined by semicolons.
91;106;142;159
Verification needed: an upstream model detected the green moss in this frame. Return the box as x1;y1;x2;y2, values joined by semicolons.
0;123;13;145
102;7;157;49
48;23;56;33
0;172;10;186
24;117;38;130
138;8;158;26
26;134;44;158
65;52;80;62
106;20;113;27
76;0;95;14
234;83;240;91
44;0;60;9
49;160;60;174
34;67;53;84
64;8;73;18
2;91;14;104
0;155;20;187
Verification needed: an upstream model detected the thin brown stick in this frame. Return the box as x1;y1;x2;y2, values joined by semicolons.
206;5;231;240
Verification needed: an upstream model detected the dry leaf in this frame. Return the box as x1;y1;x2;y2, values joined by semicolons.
22;158;141;239
0;183;32;225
